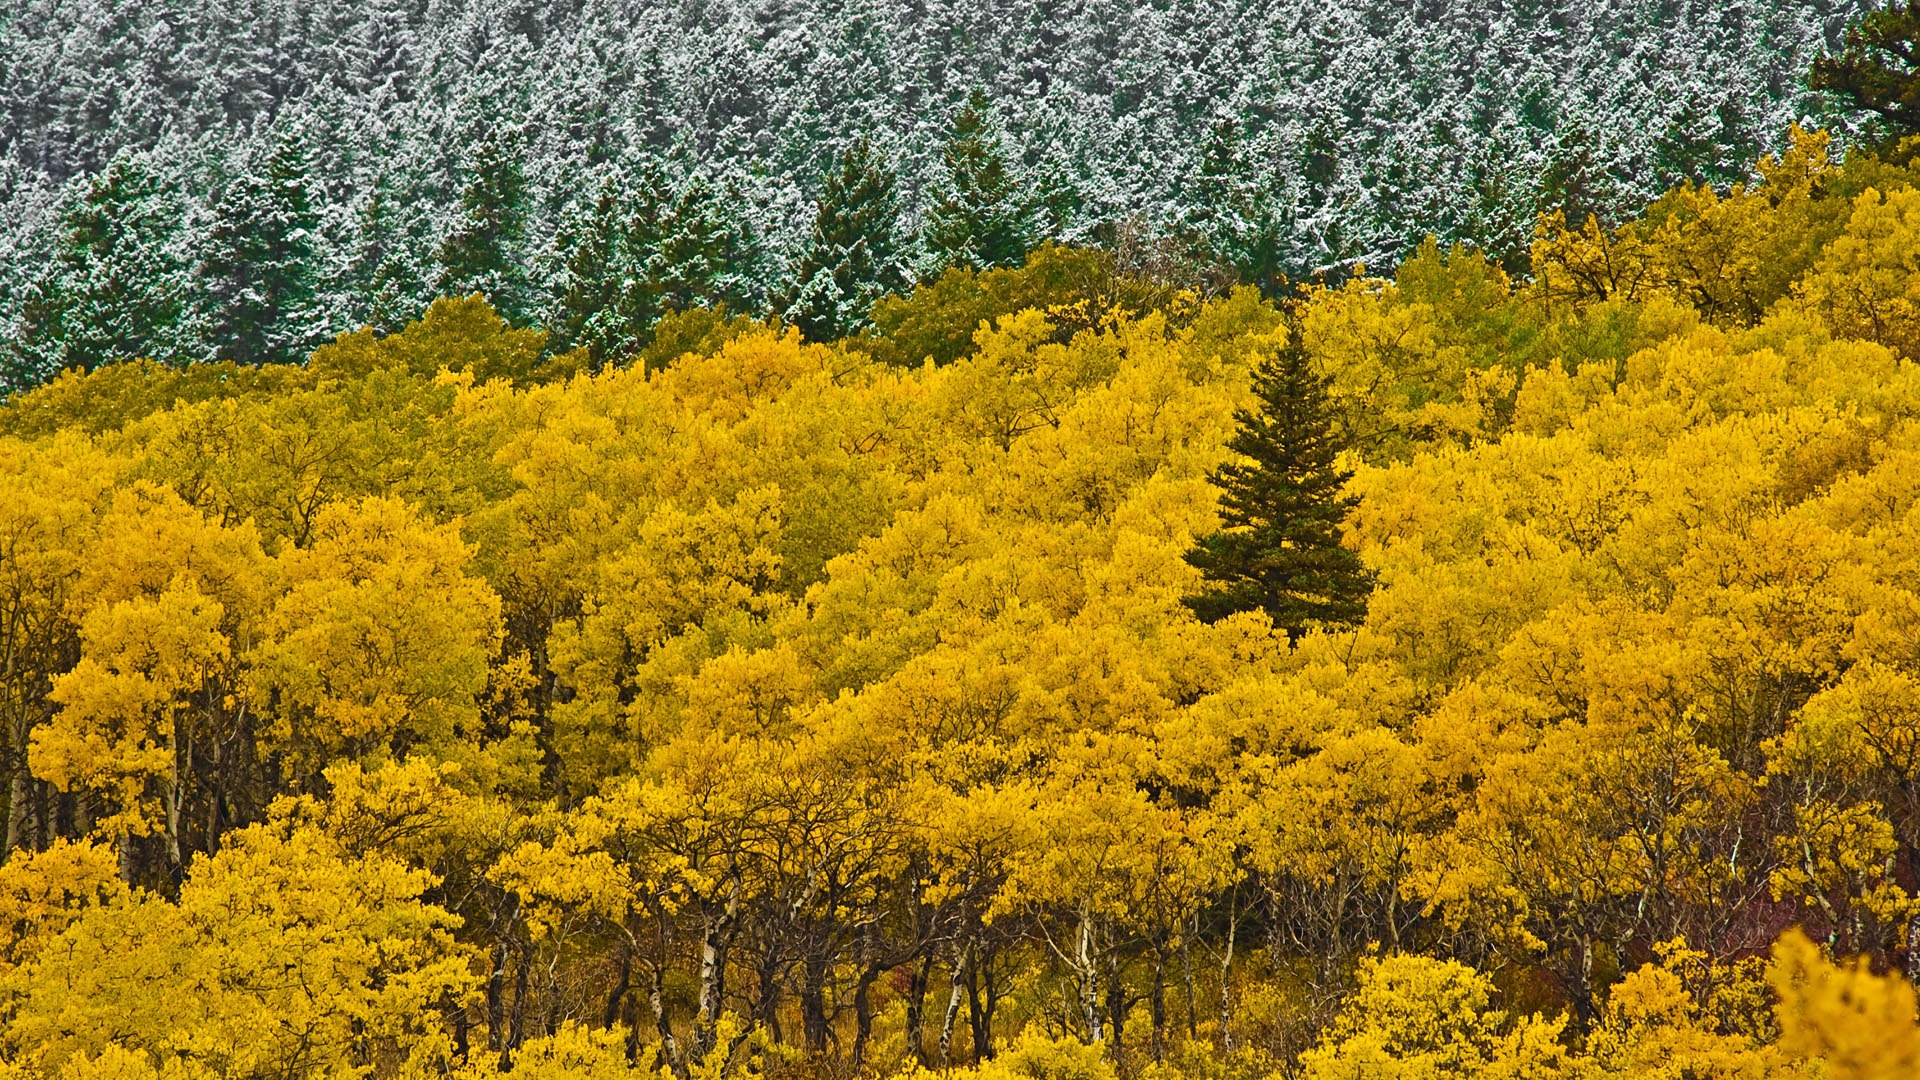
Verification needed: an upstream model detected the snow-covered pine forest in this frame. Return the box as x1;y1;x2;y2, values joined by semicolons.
0;0;1875;390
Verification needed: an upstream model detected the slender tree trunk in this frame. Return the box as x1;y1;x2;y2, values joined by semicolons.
165;730;184;872
980;954;1001;1060
1079;914;1104;1043
852;964;886;1069
1904;832;1920;982
36;780;52;849
905;952;934;1066
965;954;988;1061
1150;951;1167;1064
1908;909;1920;984
940;946;969;1065
1;644;20;857
801;956;831;1056
1180;928;1198;1041
755;952;784;1046
1219;897;1237;1053
693;897;736;1065
487;940;509;1051
448;991;471;1062
1568;933;1595;1031
625;994;642;1064
643;964;684;1077
603;947;633;1029
5;714;28;856
508;947;531;1050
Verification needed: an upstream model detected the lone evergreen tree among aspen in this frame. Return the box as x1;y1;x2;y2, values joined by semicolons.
1184;333;1373;638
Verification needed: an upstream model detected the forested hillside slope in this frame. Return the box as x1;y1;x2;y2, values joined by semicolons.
5;120;1920;1075
0;0;1876;390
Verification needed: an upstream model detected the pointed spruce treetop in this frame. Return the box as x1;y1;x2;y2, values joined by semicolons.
193;130;321;366
924;89;1037;274
435;126;529;321
785;136;908;342
4;149;189;390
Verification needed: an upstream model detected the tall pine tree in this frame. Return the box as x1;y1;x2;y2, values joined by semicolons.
542;161;759;366
1188;118;1289;296
924;90;1037;273
784;137;908;342
435;126;529;321
344;184;431;336
1184;333;1373;638
649;172;748;315
193;131;320;366
3;151;188;390
544;172;628;363
1812;3;1920;146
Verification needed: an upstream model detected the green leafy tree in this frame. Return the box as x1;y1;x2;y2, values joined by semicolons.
435;127;529;321
1184;334;1373;638
193;132;320;366
785;138;909;342
924;90;1036;273
1812;3;1920;144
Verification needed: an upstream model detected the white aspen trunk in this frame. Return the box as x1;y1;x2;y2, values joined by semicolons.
1079;913;1104;1043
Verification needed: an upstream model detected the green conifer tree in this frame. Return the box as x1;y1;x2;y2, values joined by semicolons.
1812;3;1920;145
3;151;187;390
649;172;755;316
350;185;431;336
194;132;320;365
785;137;908;341
435;127;529;320
649;173;728;312
544;162;755;366
924;90;1036;273
596;163;677;360
545;173;626;362
1189;119;1288;296
1184;334;1373;639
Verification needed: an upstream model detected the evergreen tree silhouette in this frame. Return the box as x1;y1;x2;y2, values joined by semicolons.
1813;3;1920;146
785;137;908;341
1184;333;1373;638
436;127;528;320
4;151;187;390
195;131;319;366
546;173;626;361
924;90;1036;273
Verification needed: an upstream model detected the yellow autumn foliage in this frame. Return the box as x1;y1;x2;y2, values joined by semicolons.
2;127;1920;1080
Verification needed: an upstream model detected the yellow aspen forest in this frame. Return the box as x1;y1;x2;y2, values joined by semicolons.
11;128;1920;1079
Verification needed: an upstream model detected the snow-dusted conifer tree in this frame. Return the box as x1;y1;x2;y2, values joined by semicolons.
190;130;321;366
785;137;908;342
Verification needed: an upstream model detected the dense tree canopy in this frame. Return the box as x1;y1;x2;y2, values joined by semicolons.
0;0;1882;395
1;117;1920;1076
1814;2;1920;145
